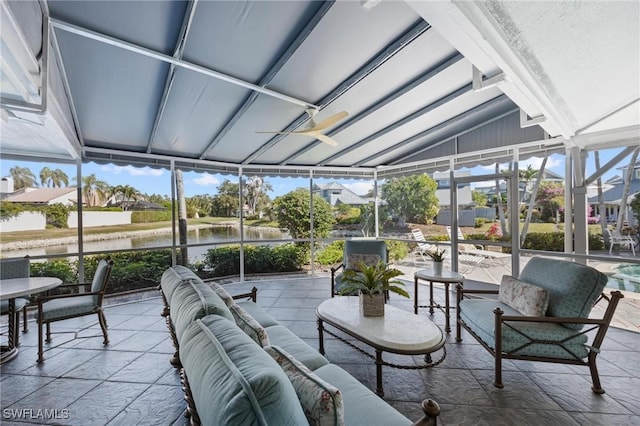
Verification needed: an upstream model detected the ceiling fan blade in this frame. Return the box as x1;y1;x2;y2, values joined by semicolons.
308;111;348;131
314;133;339;147
255;131;295;135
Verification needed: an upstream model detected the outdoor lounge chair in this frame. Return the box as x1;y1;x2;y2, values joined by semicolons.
411;229;437;262
0;258;31;346
36;257;114;362
331;240;388;297
605;228;636;255
447;226;511;266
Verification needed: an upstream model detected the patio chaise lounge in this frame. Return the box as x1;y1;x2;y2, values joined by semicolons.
160;266;440;425
456;256;623;394
446;226;511;266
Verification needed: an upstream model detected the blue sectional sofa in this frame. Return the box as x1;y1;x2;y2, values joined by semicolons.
160;266;440;425
456;256;624;394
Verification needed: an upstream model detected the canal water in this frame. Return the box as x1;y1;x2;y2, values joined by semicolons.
3;225;289;262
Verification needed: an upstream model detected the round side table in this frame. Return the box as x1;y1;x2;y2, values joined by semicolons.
414;270;464;333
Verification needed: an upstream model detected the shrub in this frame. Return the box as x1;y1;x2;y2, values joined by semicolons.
385;240;410;262
316;241;345;265
474;217;488;228
31;260;77;283
519;232;604;252
43;203;69;228
203;244;306;277
131;210;172;223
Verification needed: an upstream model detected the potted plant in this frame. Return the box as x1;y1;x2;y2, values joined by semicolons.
339;261;409;317
426;248;447;275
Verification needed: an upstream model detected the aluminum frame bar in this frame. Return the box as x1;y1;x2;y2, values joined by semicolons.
242;19;431;164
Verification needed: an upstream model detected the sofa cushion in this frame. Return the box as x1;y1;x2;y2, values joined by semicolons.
180;316;308;426
237;301;281;328
459;299;589;359
265;345;344;426
161;266;197;305
171;279;234;345
265;325;329;371
499;275;549;317
519;257;608;330
313;364;411;426
229;303;270;347
41;295;96;321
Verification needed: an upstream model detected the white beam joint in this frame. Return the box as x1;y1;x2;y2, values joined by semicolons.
472;65;505;92
520;109;546;128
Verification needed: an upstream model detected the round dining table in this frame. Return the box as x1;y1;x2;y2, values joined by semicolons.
0;277;62;363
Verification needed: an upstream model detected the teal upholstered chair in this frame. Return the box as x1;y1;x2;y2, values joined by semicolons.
330;240;388;297
36;258;114;362
1;258;31;345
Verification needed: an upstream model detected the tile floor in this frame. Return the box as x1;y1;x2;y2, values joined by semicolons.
1;274;639;425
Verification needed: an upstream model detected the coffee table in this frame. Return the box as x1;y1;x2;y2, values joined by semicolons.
414;270;464;333
316;297;446;397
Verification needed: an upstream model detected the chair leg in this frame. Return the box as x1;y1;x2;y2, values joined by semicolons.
22;306;28;333
98;311;109;345
37;321;44;363
46;323;51;342
588;352;605;394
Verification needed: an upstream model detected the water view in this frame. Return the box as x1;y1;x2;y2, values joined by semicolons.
4;225;289;262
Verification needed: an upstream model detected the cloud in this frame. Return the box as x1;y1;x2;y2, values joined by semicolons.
344;181;373;196
100;165;164;176
192;173;220;186
521;156;562;170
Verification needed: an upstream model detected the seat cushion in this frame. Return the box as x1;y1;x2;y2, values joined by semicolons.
229;303;270;347
41;295;97;321
179;315;308;426
171;279;234;345
265;345;344;426
0;298;29;314
206;280;235;306
459;299;589;359
313;364;411;426
499;275;549;317
519;257;608;330
236;301;281;328
265;325;329;371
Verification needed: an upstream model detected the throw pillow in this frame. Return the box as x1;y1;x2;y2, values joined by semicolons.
206;280;235;306
229;303;270;347
265;345;344;426
499;275;550;317
346;253;381;271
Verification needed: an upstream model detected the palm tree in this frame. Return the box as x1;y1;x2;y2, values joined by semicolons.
112;184;140;210
9;166;37;189
39;167;69;187
81;174;109;207
518;165;538;203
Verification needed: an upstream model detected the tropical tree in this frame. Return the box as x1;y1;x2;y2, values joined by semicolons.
616;148;640;232
9;166;37;189
273;189;334;245
472;190;488;207
536;180;564;222
244;176;272;216
40;167;69;187
380;174;439;225
80;174;109;207
518;165;538;203
188;194;215;217
110;184;140;210
211;179;241;216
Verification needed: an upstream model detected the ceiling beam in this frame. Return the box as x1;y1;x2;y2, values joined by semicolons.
49;17;318;110
387;107;519;166
318;83;473;166
198;1;334;160
353;95;511;166
280;52;464;165
146;0;198;154
242;19;431;164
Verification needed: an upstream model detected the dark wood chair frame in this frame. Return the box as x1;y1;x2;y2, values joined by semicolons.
456;285;624;394
36;258;114;363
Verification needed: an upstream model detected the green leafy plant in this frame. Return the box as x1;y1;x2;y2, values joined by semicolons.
339;261;409;298
426;248;446;262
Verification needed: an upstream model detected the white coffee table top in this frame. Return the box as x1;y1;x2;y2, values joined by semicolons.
316;297;445;354
414;270;464;282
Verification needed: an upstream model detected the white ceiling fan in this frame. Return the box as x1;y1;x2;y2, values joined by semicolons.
256;109;348;146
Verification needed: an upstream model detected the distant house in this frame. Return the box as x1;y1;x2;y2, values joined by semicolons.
588;162;640;225
432;171;472;207
2;187;77;206
313;182;369;207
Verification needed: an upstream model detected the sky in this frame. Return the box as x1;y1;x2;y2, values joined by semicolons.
0;147;631;199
